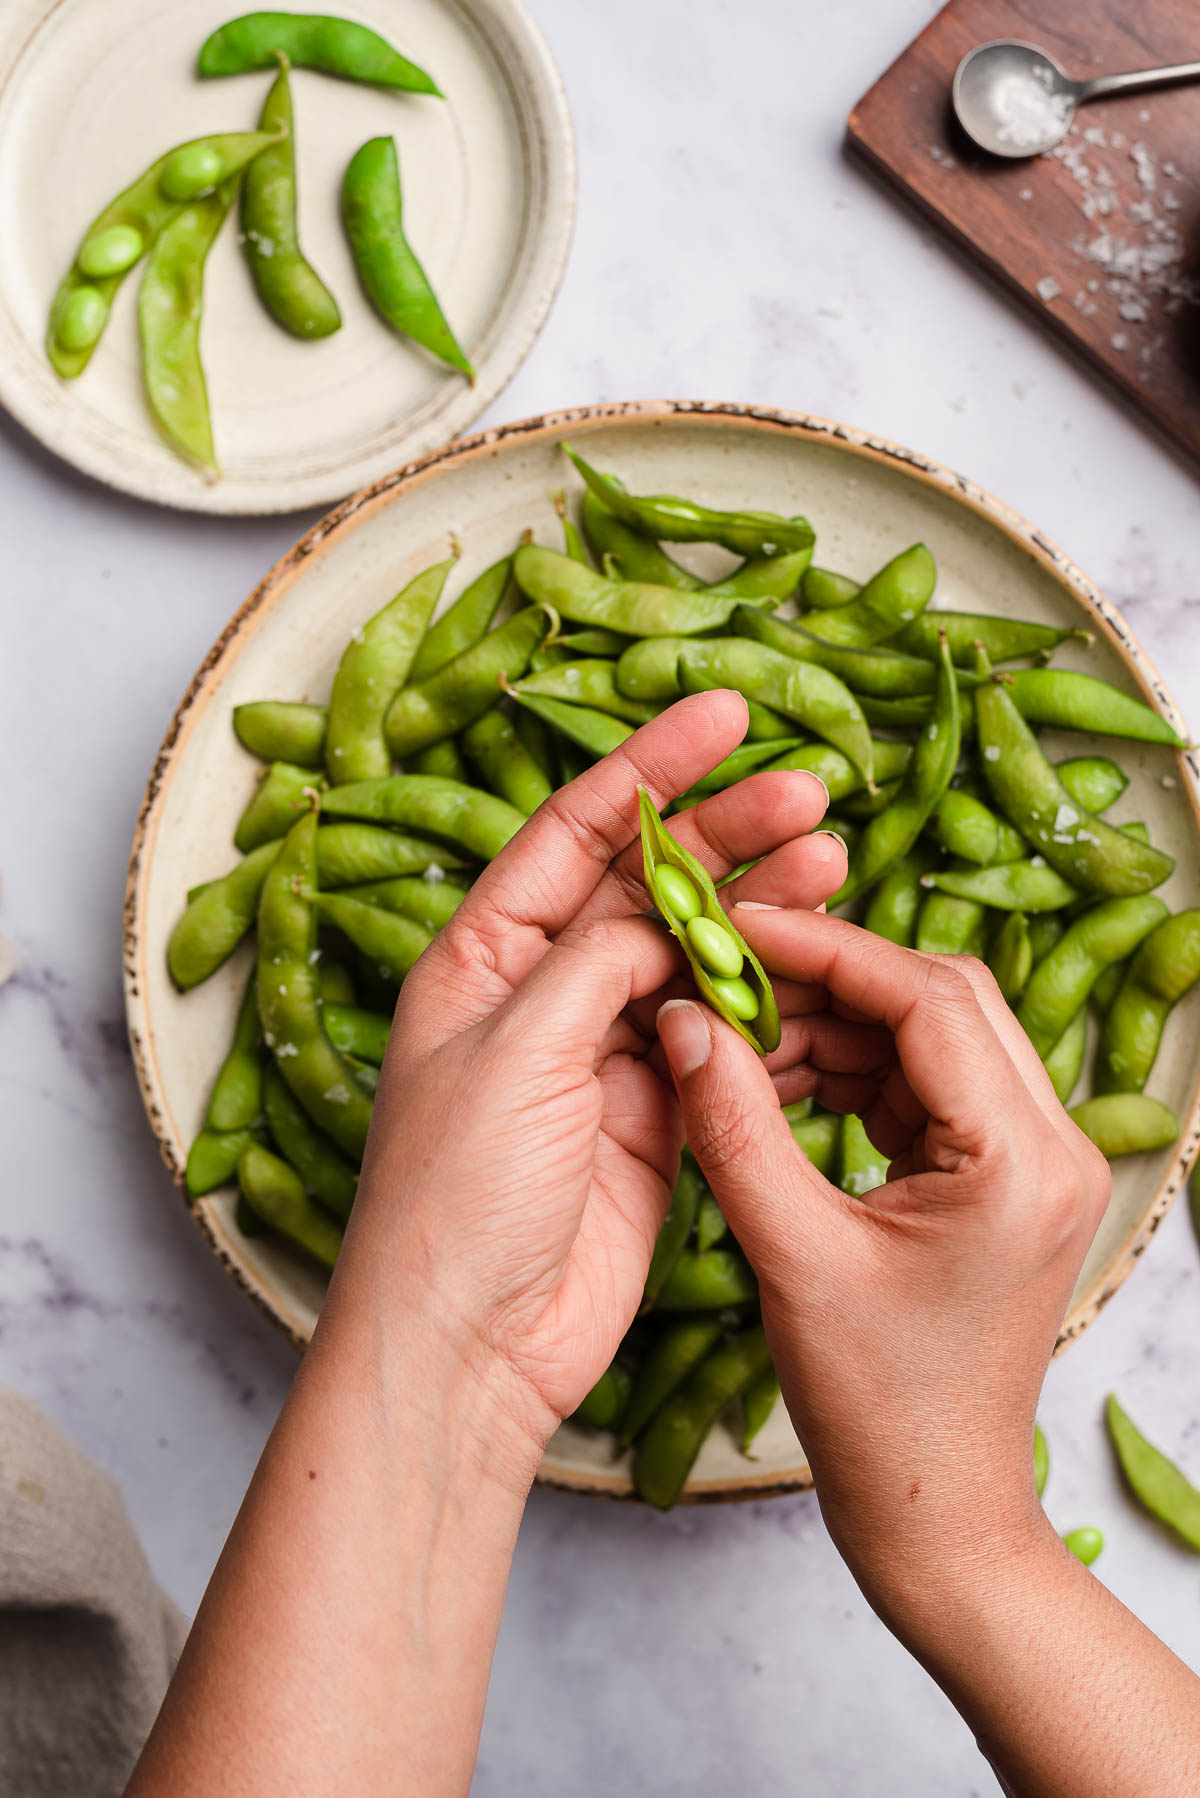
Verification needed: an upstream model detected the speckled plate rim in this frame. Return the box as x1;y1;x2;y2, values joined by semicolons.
123;397;1200;1503
0;0;576;516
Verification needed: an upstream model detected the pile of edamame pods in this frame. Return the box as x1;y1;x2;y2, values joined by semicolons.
47;12;471;474
169;446;1199;1508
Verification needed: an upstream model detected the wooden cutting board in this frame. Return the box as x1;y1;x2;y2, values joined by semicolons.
846;0;1200;464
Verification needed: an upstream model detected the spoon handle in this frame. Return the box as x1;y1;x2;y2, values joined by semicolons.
1077;58;1200;105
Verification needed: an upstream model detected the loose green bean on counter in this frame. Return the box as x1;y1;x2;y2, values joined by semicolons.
170;448;1195;1508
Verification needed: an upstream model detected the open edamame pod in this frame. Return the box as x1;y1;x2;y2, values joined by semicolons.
1107;1394;1200;1549
198;11;441;94
138;180;237;471
48;128;283;378
343;137;472;377
640;789;780;1054
1095;911;1200;1094
565;447;814;559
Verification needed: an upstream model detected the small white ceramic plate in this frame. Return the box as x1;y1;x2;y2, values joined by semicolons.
0;0;574;514
125;400;1200;1502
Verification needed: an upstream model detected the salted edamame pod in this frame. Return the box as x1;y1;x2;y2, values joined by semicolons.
512;659;659;726
641;1155;704;1310
515;547;775;638
408;552;517;683
675;640;876;788
235;760;325;852
169;840;280;989
242;58;341;339
573;1364;633;1431
975;646;1174;898
620;1317;724;1445
383;606;553;758
894;611;1091;665
460;709;554;816
1017;896;1169;1059
802;543;936;648
326;556;455;783
640;789;780;1054
322;775;526;862
262;1062;357;1221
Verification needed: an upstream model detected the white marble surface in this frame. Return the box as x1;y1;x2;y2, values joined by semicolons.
3;1;1200;1790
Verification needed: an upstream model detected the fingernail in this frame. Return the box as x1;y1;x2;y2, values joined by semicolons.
732;900;780;912
804;771;830;807
657;999;712;1076
817;828;848;856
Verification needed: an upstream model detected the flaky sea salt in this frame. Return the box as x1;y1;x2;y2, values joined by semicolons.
1037;275;1061;302
994;70;1072;147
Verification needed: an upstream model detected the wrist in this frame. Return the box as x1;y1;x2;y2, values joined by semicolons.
315;1214;555;1501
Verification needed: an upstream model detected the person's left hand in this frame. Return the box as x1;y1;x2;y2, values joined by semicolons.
331;693;858;1464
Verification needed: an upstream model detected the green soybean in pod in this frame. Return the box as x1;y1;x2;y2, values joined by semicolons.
198;12;441;94
326;556;455;784
241;58;341;339
1095;911;1200;1094
565;447;815;560
640;789;780;1054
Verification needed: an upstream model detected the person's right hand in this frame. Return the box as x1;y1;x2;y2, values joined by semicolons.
655;914;1111;1624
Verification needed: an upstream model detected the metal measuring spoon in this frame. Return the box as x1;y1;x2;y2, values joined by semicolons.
953;39;1200;159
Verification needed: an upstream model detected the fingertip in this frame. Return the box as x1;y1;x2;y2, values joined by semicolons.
656;998;714;1079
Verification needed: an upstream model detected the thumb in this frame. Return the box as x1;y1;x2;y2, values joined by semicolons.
655;998;833;1281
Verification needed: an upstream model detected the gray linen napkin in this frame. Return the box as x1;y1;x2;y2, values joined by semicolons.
0;1386;187;1797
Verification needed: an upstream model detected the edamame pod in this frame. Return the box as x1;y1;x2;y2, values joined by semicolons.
1044;1005;1087;1105
241;59;341;339
186;1125;265;1197
138;180;236;471
512;693;633;758
787;1110;840;1176
655;1248;758;1310
1106;1393;1200;1548
802;566;859;609
688;738;809;794
580;488;701;589
975;648;1174;898
802;544;936;647
640;789;780;1054
316;823;468;886
642;1155;704;1310
460;708;554;815
574;1364;633;1431
320;1003;390;1067
206;974;265;1132
514;546;774;638
312;892;433;983
408;552;516;683
235;700;328;767
257;812;373;1160
676;641;875;788
262;1062;357;1220
740;1364;781;1456
831;632;959;905
342;137;472;377
839;1115;888;1196
236;1143;343;1269
566;447;814;559
862;846;939;946
1005;669;1187;748
512;658;659;725
1056;755;1129;815
1017;896;1169;1058
634;1325;772;1509
925;861;1080;913
695;1190;728;1253
915;891;988;957
326;557;455;783
341;875;464;932
322;775;526;861
926;790;1025;866
620;1317;724;1445
169;840;279;988
894;612;1090;665
198;11;441;93
731;604;959;697
1069;1094;1179;1156
235;760;325;852
988;911;1033;1004
383;606;551;757
1095;911;1200;1094
48;128;283;377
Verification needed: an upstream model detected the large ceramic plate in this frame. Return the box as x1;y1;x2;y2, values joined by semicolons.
0;0;574;514
124;400;1200;1502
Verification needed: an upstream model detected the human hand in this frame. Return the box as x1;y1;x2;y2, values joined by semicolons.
328;694;851;1479
655;915;1111;1615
